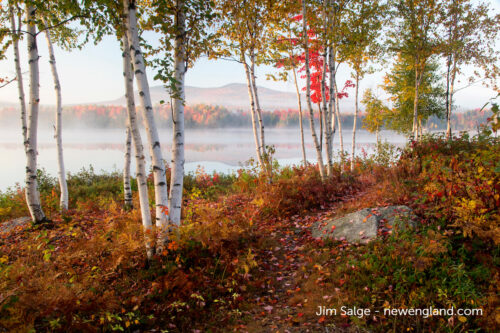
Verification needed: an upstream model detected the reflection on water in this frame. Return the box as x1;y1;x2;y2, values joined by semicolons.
0;128;407;191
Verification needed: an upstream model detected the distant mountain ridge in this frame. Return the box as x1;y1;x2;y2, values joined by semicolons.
102;83;354;112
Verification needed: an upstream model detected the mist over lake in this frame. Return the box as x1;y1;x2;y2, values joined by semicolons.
0;127;406;191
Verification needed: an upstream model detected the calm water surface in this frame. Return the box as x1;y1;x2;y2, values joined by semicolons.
0;127;407;191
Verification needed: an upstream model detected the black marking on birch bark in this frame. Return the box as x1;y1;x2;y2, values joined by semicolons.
173;183;181;187
139;91;144;96
158;182;166;186
153;141;160;149
152;165;162;171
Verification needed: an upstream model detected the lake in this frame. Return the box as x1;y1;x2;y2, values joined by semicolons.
0;127;408;191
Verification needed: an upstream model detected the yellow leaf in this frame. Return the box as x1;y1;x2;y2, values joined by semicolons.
458;315;467;323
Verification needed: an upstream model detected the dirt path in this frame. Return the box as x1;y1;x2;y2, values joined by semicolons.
239;192;368;333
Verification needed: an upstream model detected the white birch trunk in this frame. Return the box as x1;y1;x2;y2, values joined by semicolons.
123;125;133;209
446;65;456;139
334;77;344;168
121;33;153;259
124;0;170;236
250;53;266;159
25;5;46;223
44;24;68;211
350;73;359;172
412;61;421;141
292;67;307;165
10;7;27;150
302;0;326;180
168;0;186;230
320;48;332;176
242;52;265;170
328;46;336;160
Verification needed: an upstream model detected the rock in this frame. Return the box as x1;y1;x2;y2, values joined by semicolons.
375;205;417;230
311;205;416;243
0;216;31;234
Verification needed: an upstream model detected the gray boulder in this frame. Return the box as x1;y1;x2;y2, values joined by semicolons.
0;216;31;234
311;205;416;243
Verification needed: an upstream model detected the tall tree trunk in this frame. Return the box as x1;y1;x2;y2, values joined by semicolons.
249;52;266;159
121;33;153;259
10;7;27;150
328;45;336;163
412;61;421;141
292;67;307;165
242;52;265;170
447;62;457;140
44;24;68;211
124;0;170;236
376;128;379;146
302;0;326;180
321;48;332;176
25;5;46;223
168;0;186;231
334;77;344;168
350;73;359;172
318;103;323;151
445;53;452;139
123;125;133;209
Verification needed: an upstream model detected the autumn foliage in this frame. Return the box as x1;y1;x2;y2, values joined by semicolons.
0;127;499;331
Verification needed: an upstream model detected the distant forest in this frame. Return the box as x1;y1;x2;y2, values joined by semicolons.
0;103;492;131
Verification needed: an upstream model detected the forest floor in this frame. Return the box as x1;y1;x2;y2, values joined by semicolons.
241;192;367;333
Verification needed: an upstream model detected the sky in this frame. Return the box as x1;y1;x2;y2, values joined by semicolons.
0;1;499;110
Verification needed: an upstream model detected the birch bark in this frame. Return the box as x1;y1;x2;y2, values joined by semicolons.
302;0;326;180
292;67;306;165
242;52;265;170
328;46;336;160
44;24;69;211
321;48;333;176
446;63;456;139
249;53;266;159
334;77;344;168
9;7;27;150
412;61;421;141
123;125;133;209
168;0;186;228
121;33;153;259
124;0;170;235
25;5;46;223
350;73;360;172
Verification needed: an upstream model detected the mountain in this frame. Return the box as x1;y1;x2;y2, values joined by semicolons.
103;83;353;112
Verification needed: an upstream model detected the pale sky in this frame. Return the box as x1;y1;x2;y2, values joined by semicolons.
0;0;499;110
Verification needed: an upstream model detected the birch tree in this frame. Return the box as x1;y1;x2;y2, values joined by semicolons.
440;0;499;139
24;4;47;223
389;0;441;140
341;0;382;171
121;32;154;258
123;125;133;209
266;1;307;165
123;0;170;243
302;0;325;180
8;4;28;150
43;23;69;210
214;0;275;173
144;0;216;241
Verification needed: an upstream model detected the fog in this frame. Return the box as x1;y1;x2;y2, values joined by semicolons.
0;127;408;191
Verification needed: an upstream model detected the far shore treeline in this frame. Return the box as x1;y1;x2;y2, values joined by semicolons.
0;103;491;131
